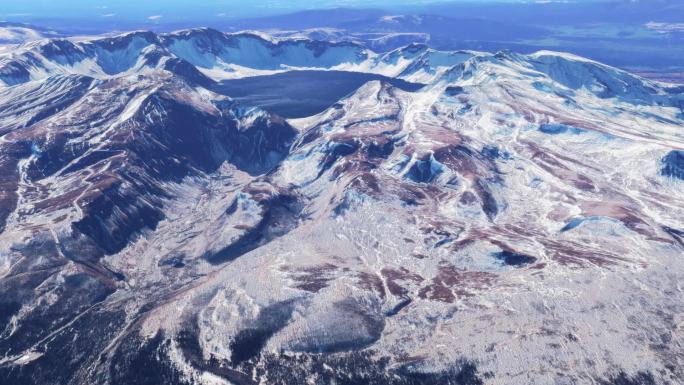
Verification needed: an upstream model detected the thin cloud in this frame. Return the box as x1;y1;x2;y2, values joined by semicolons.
148;15;163;21
645;22;684;34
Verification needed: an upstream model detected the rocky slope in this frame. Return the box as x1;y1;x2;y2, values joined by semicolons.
0;29;683;385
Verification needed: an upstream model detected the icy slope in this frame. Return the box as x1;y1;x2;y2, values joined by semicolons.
161;28;370;79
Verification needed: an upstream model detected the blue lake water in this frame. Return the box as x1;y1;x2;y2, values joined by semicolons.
212;70;424;118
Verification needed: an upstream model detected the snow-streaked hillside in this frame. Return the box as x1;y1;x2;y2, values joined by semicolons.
0;28;683;385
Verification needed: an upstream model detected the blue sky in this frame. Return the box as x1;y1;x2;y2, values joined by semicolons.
1;1;603;20
4;0;437;18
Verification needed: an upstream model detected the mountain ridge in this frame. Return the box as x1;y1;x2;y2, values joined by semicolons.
4;27;682;91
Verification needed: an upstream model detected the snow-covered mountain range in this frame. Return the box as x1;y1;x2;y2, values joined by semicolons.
0;28;683;385
0;28;472;84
